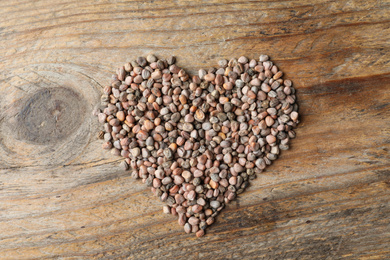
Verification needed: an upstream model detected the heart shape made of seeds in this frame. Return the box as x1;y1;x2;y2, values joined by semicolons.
95;54;299;237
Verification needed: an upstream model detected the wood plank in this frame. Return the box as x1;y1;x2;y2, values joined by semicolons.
0;0;389;259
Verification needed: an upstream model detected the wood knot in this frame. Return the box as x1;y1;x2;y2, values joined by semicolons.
17;87;86;144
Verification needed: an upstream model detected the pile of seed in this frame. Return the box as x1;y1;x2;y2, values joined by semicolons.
96;54;299;237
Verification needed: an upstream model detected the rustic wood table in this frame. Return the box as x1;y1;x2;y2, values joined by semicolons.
0;0;389;259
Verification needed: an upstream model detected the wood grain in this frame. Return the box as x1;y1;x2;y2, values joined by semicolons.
0;0;389;259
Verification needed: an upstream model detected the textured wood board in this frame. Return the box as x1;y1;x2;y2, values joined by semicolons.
0;0;389;259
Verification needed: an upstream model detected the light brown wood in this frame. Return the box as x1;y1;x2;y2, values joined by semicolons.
0;0;389;259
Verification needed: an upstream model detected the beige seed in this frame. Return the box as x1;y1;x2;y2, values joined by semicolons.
238;56;248;64
250;78;261;86
291;111;299;121
163;205;170;214
265;116;274;127
188;217;200;225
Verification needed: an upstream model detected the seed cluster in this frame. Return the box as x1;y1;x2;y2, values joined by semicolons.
96;54;299;237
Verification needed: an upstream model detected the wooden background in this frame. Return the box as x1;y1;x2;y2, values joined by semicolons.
0;0;389;259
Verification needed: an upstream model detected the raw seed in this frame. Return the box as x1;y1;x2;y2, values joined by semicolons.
96;54;299;237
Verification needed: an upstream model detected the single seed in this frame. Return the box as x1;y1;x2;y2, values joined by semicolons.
204;73;215;82
266;135;276;144
196;229;205;237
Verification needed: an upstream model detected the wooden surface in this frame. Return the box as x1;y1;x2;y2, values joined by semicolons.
0;0;389;259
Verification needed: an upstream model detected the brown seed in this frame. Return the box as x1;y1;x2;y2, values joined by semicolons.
204;73;215;82
194;169;203;178
196;198;206;207
169;185;179;194
188;217;200;225
133;75;143;83
176;206;186;214
144;120;154;131
247;90;256;99
206;217;214;225
109;118;120;126
233;163;244;173
175;194;185;204
209;179;219;189
223;82;233;90
126;115;135;124
179;95;187;104
196;229;205;237
151;70;162;79
173;175;184;184
182;171;192;182
155;169;165;179
120;137;130;147
219;97;229;104
195;109;205;121
224;67;232;76
184;114;194;123
205;209;213;216
229;176;237;185
192;225;199;233
266;135;276;144
153;133;163;142
215;74;223;85
169;143;178;152
261;83;271;92
118;67;126;81
254;65;264;73
265;69;273;78
192;205;203;213
178;69;186;77
139;164;147;174
178;213;187;226
223;153;232;164
250;78;261;86
176;136;185;146
184;140;194;150
187;190;196;201
136;130;148;140
273;71;283;80
265;116;274;127
153;178;161;188
183;123;194;132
